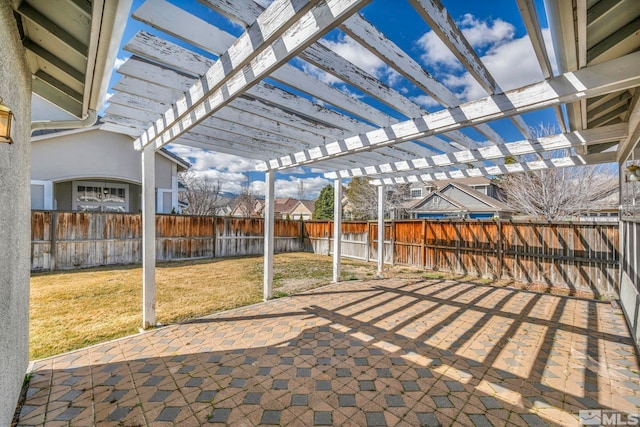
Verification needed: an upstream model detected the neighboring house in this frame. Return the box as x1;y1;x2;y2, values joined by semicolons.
290;200;315;220
578;192;619;222
30;125;190;214
230;197;316;219
408;176;504;200
231;198;264;218
212;196;234;217
274;198;299;219
408;183;513;220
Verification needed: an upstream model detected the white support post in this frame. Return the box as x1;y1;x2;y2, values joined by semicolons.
377;184;385;278
333;178;342;283
156;190;165;214
142;144;156;329
263;170;275;300
171;172;179;212
43;181;53;210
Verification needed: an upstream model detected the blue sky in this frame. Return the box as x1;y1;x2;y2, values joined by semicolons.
104;0;560;199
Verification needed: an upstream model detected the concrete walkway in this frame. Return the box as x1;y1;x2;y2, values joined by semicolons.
16;279;640;426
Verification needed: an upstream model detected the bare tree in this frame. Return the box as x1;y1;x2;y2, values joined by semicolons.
234;175;259;217
346;177;410;219
497;124;618;220
178;172;222;216
296;179;306;200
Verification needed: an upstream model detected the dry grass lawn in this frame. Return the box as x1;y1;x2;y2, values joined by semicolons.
30;252;580;360
30;253;393;360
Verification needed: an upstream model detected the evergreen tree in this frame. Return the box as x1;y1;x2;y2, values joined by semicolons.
313;185;334;219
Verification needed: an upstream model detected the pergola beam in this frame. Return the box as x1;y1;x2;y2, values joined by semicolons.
123;27;455;156
370;152;618;185
409;0;531;138
324;124;628;179
133;0;372;151
341;14;509;145
515;0;567;132
171;0;465;155
258;52;640;171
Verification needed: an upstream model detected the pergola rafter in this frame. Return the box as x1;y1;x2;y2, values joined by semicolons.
258;52;640;170
325;124;628;179
99;0;640;327
371;151;618;186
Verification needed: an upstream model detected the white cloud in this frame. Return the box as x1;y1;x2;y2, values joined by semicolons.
322;35;385;77
316;35;402;88
104;92;114;102
417;30;461;68
417;14;515;69
113;57;127;70
442;29;557;101
167;144;257;173
285;167;308;175
458;14;515;49
416;12;557;102
165;145;330;198
411;94;441;108
301;62;343;85
275;176;331;199
192;169;254;194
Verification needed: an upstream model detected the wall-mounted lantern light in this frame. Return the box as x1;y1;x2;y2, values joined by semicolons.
626;150;640;182
627;164;639;182
0;97;14;144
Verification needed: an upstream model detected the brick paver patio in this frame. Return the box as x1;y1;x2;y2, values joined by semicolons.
16;279;640;426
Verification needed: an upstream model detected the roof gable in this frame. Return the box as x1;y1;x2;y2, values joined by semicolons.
411;192;463;211
441;183;512;211
410;182;512;214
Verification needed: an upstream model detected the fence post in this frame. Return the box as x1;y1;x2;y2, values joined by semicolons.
327;221;332;256
497;219;503;279
421;219;426;270
50;211;57;271
365;221;370;262
212;216;217;259
455;220;461;274
390;220;395;266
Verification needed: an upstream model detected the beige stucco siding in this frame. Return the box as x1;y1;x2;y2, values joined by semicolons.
31;128;186;213
0;3;32;425
32;128;179;189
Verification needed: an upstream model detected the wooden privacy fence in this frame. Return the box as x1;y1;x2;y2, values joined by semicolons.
31;211;305;271
31;212;619;294
304;219;619;294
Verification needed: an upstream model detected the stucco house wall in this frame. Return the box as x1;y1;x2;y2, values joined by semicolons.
30;127;188;213
0;3;32;425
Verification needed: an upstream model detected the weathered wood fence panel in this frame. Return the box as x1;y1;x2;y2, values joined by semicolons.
157;215;213;261
302;219;619;294
31;211;53;270
31;212;305;270
619;219;640;349
31;212;619;295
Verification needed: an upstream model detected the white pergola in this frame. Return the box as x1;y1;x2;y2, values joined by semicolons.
101;0;640;328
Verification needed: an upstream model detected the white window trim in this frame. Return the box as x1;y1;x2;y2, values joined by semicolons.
410;189;423;199
30;180;54;210
72;180;130;212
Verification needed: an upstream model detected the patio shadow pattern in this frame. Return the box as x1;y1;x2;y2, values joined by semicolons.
16;279;640;426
